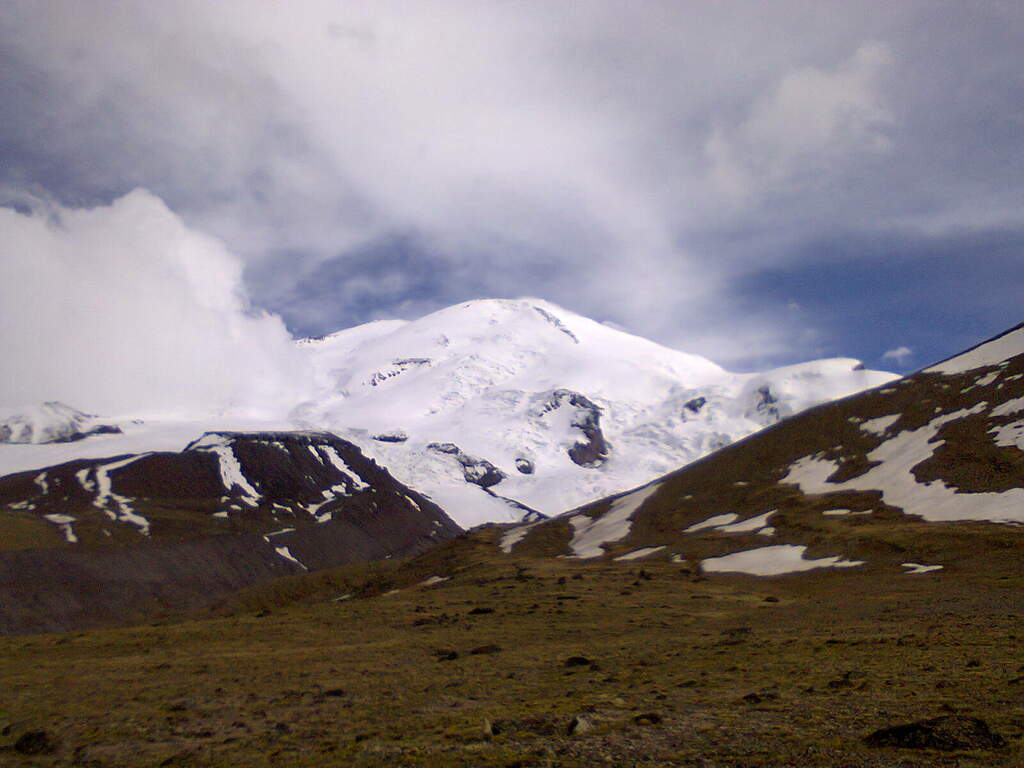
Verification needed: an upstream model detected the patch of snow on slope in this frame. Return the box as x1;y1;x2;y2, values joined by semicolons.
273;546;307;570
714;510;776;533
317;445;369;491
614;546;665;561
92;454;151;535
783;404;1024;523
43;513;78;543
925;325;1024;374
902;562;943;574
567;482;660;558
860;414;900;436
991;396;1024;417
499;522;540;554
190;434;261;504
991;420;1024;450
702;544;863;576
685;512;739;532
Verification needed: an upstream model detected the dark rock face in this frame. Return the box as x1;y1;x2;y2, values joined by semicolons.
754;385;782;422
367;358;431;386
684;396;707;414
514;458;534;474
541;390;610;468
427;442;506;488
0;431;461;635
863;716;1007;751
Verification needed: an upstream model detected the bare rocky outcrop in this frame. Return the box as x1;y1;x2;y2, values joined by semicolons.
541;390;610;467
427;442;506;488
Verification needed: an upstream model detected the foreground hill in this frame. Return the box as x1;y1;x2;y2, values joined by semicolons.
295;298;897;524
0;431;459;634
498;323;1024;573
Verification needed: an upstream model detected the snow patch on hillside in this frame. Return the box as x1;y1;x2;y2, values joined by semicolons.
926;325;1024;374
783;404;1024;523
702;544;863;576
567;482;660;558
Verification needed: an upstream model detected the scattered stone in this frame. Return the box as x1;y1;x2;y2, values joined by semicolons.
863;715;1007;751
633;712;663;726
763;596;780;603
966;658;981;668
469;644;503;655
435;649;459;661
827;673;855;690
468;607;494;615
741;692;778;704
321;688;345;697
567;715;595;735
14;730;56;755
564;656;592;668
273;722;291;735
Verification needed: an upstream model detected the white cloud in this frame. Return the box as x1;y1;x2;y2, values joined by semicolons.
883;346;913;363
706;41;895;204
2;2;1022;369
0;190;310;417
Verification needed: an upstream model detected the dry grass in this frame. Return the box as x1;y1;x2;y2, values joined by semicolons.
1;533;1022;767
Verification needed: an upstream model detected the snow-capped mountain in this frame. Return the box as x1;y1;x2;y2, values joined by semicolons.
498;322;1024;575
0;402;121;444
0;298;896;530
291;299;897;525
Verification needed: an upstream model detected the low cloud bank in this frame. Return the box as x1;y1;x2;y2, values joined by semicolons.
0;190;310;418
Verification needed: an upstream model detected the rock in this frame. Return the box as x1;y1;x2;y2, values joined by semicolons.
633;712;662;726
741;692;778;704
514;457;534;474
468;606;494;615
469;644;503;655
567;715;595;735
863;715;1007;751
427;442;506;488
684;396;707;414
541;390;610;467
14;730;56;755
564;656;592;668
435;649;459;661
371;431;408;443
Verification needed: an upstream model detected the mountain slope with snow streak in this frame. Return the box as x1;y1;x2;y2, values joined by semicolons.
292;298;897;525
0;431;460;634
497;321;1024;578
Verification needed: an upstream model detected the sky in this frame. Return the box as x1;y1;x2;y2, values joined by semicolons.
1;1;1023;413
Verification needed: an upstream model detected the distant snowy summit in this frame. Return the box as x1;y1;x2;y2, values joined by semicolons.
293;298;898;525
0;402;121;445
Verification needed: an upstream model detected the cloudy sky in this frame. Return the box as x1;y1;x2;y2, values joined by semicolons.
2;1;1023;412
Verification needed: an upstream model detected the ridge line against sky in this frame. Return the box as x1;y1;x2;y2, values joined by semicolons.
2;0;1023;400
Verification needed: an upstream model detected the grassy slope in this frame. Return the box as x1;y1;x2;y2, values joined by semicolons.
1;532;1022;767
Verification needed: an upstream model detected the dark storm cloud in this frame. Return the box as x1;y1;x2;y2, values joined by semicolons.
2;0;1022;372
